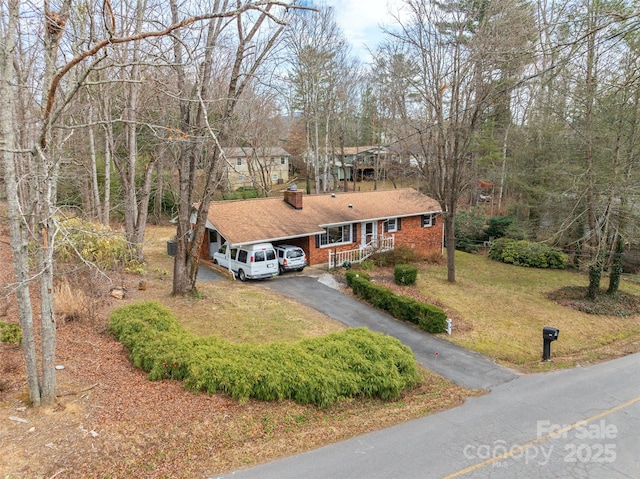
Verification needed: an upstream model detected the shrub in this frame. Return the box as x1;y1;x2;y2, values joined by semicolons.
55;217;139;271
345;272;447;333
484;216;514;240
0;322;22;345
489;238;568;269
394;264;418;286
455;207;486;252
345;269;370;287
372;244;422;267
55;278;89;322
109;302;420;408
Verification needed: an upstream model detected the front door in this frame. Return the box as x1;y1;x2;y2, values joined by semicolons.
361;221;377;248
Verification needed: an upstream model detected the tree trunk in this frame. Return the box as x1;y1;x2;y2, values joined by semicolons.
153;158;164;224
100;92;113;226
0;0;42;406
607;233;624;295
584;0;600;300
87;104;102;221
444;211;456;283
120;0;146;260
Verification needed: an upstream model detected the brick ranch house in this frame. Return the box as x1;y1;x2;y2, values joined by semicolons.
197;187;444;268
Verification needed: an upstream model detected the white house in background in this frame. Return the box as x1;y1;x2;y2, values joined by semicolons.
223;147;290;190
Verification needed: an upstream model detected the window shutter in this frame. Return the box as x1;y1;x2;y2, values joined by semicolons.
315;234;321;248
432;214;437;226
383;221;388;233
397;218;402;231
352;223;357;242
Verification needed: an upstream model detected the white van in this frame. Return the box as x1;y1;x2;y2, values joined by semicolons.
213;243;278;281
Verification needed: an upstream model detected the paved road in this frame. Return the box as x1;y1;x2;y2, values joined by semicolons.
258;274;518;390
213;352;640;479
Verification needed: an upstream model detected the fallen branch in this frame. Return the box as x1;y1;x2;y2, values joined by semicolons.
56;382;99;397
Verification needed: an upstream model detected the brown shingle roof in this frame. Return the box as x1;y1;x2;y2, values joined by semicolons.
206;188;441;245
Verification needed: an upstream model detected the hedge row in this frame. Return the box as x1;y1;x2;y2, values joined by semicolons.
489;238;568;269
108;302;421;408
345;270;447;333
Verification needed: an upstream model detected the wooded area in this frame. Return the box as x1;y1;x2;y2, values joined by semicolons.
1;0;639;406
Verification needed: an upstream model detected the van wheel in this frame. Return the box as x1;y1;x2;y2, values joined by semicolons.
297;267;305;272
213;259;218;265
238;269;247;282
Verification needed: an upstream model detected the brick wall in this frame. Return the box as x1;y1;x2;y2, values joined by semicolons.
393;215;443;257
303;214;443;267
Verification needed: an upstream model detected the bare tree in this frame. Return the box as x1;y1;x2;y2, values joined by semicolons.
169;1;300;295
384;0;535;282
285;5;351;194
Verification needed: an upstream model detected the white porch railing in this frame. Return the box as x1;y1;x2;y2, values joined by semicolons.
328;235;395;268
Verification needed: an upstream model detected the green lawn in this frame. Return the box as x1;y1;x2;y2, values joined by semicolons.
413;251;640;370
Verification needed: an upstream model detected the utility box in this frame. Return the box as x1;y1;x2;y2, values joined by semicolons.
542;326;559;360
166;239;177;256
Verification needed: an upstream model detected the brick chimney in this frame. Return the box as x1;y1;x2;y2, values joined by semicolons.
283;185;303;210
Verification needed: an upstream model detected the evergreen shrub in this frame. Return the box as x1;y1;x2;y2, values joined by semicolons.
109;302;420;408
55;217;142;271
345;272;447;333
489;238;568;269
0;322;21;345
394;264;418;285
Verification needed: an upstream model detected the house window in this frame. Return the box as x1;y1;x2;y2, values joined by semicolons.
385;218;400;233
317;224;353;247
422;213;438;227
272;174;279;181
237;175;244;182
236;158;242;166
280;157;286;165
208;230;218;243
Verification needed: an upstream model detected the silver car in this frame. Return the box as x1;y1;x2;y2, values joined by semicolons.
274;245;307;274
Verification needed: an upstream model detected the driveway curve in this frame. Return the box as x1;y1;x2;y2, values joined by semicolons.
256;273;518;390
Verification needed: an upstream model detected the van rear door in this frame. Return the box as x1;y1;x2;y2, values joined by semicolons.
251;247;278;276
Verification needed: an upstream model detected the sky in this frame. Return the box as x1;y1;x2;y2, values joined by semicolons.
322;0;404;62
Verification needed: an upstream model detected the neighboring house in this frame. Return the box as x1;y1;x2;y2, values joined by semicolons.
198;187;443;268
332;146;394;182
223;147;290;190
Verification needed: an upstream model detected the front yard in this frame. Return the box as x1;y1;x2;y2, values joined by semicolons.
363;251;640;371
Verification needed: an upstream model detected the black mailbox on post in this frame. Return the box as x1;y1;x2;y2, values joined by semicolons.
542;326;559;360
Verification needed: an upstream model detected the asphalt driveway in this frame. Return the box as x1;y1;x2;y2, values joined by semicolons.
257;272;518;390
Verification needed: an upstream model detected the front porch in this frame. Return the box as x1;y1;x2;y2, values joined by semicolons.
327;235;395;269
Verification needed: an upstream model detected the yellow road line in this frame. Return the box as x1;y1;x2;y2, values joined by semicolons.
443;395;640;479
